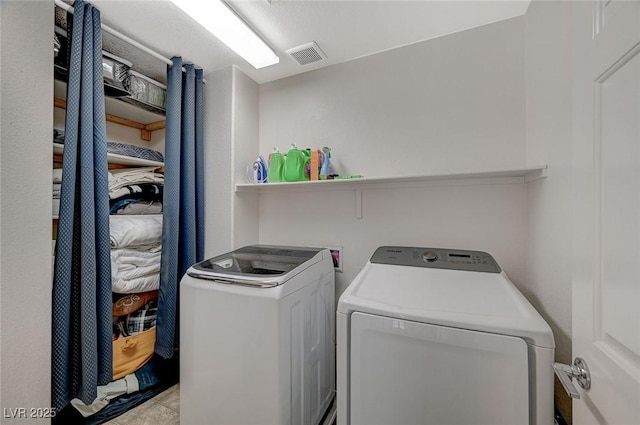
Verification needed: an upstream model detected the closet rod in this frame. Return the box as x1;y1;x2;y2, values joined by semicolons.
54;0;194;73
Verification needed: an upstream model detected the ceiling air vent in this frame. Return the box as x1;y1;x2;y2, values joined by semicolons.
286;42;327;66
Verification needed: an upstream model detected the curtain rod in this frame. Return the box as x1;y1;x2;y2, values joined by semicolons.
54;0;203;79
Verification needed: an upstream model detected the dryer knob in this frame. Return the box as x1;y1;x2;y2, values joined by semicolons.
422;251;438;262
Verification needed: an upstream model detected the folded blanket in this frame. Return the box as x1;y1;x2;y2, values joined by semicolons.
55;128;163;164
112;258;160;279
108;167;164;192
113;291;159;317
111;200;163;215
111;245;161;288
53;168;63;184
54;129;65;145
112;300;158;338
112;273;159;294
112;260;160;282
110;183;163;201
109;215;162;249
111;244;161;293
107;142;164;163
53;183;61;198
124;301;158;335
111;244;162;261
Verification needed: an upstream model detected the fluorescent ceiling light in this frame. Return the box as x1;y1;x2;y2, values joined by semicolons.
171;0;279;69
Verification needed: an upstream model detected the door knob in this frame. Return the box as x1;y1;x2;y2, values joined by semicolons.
553;357;591;399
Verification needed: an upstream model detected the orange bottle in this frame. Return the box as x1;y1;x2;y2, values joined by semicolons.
310;149;321;181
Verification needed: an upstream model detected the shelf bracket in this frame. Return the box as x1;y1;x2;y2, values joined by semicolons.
355;188;363;219
142;120;166;141
141;129;152;141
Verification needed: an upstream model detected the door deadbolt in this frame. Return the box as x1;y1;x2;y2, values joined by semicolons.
553;357;591;399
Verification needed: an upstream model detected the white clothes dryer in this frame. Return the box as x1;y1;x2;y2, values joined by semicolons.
337;246;555;425
181;245;335;425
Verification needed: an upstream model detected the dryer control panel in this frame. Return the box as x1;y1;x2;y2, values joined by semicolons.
370;246;501;273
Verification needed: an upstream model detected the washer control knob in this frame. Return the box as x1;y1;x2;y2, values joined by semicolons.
422;251;438;262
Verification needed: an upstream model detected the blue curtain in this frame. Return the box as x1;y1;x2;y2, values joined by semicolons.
156;58;205;358
52;0;112;409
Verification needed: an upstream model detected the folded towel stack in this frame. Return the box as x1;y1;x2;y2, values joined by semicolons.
52;168;62;216
108;167;164;215
110;215;162;294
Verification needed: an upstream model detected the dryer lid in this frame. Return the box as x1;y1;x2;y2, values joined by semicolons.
187;245;324;287
338;262;555;349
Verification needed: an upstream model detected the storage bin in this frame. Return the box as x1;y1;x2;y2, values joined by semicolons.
102;51;132;97
112;326;156;380
53;28;132;98
121;71;167;114
53;27;68;81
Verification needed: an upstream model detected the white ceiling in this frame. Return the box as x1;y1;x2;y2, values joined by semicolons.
92;0;531;85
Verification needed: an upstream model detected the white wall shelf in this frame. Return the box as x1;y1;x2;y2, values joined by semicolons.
235;165;548;193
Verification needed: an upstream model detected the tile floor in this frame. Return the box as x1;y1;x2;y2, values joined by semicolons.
102;384;179;425
101;384;338;425
100;386;554;425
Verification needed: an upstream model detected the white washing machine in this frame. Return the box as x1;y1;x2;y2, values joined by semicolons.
337;246;555;425
181;245;335;425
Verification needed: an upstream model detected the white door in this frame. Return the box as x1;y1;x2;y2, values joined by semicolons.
572;0;640;423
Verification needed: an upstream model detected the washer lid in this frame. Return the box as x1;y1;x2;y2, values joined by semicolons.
338;262;555;348
187;245;324;287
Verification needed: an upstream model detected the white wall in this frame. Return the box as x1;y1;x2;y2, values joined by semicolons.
205;66;260;258
205;67;234;257
524;1;573;421
260;17;526;177
231;68;260;250
258;182;529;297
0;1;53;423
258;17;530;297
